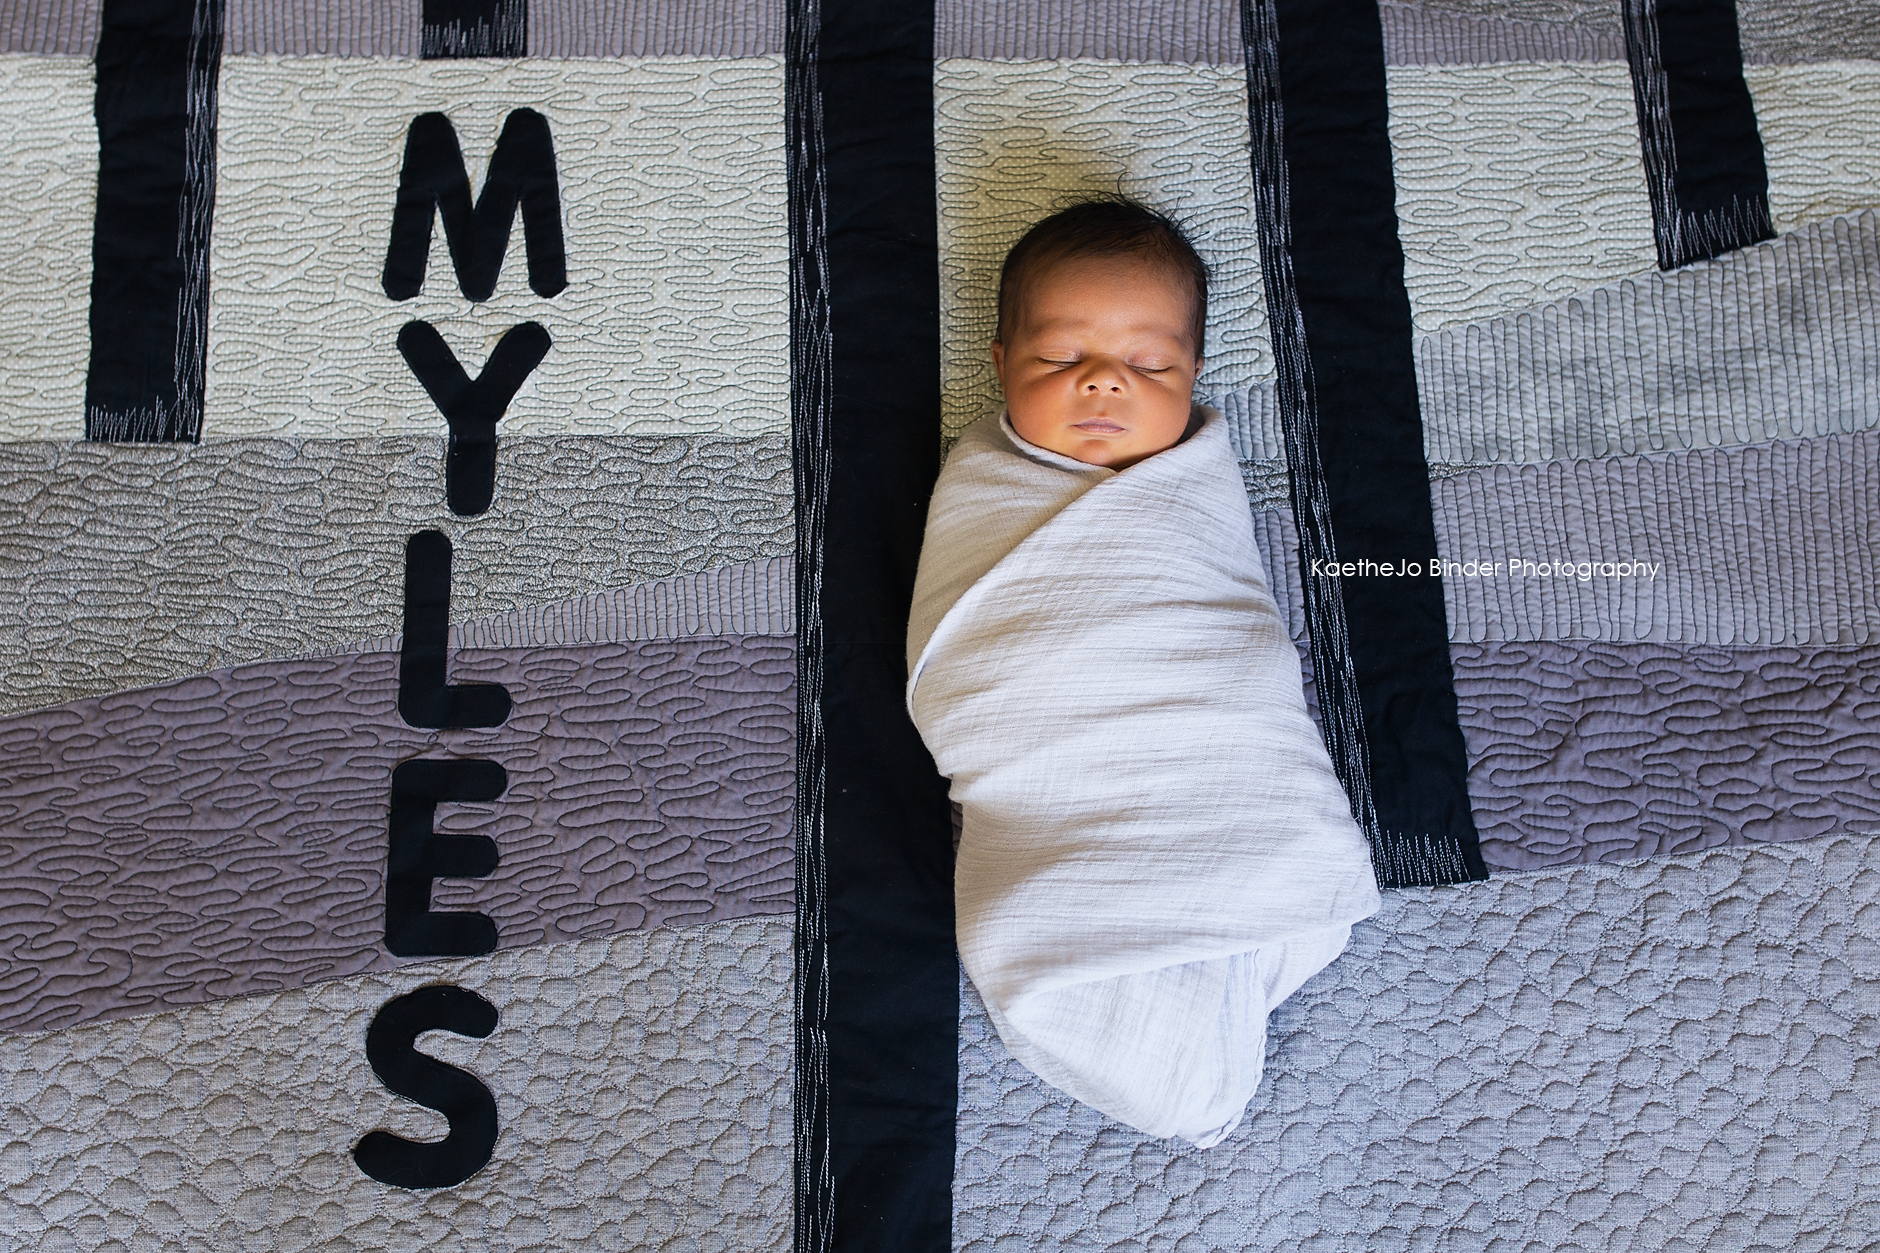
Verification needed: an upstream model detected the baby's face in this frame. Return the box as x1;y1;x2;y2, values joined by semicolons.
992;255;1202;470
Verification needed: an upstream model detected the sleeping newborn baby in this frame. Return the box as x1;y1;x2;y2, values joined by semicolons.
905;198;1381;1147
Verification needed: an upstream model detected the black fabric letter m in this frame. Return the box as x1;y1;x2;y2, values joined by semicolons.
382;108;567;302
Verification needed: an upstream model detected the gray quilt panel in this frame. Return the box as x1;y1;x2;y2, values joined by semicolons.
1222;211;1880;468
1248;427;1880;649
1380;1;1624;63
1431;429;1880;646
13;0;1878;64
1247;514;1880;872
8;0;792;59
0;636;794;1036
934;0;1242;62
336;555;795;655
1459;639;1880;870
933;0;1623;64
0;0;97;54
1394;0;1621;33
1416;210;1880;466
529;0;783;57
1404;0;1880;60
223;0;423;55
0;435;793;715
0;916;794;1252
1738;0;1880;63
957;832;1880;1252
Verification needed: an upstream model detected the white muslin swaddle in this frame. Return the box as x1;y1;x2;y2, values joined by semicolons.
906;405;1381;1147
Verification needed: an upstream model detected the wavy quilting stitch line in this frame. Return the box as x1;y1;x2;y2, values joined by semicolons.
208;56;787;440
0;435;793;714
957;832;1880;1249
0;636;796;1037
0;917;795;1249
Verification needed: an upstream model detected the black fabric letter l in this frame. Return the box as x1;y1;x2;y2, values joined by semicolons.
400;529;512;729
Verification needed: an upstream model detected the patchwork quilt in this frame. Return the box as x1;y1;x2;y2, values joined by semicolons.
0;0;1875;1248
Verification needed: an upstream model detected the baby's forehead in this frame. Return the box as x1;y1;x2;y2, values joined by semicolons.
1023;249;1189;288
1011;252;1200;336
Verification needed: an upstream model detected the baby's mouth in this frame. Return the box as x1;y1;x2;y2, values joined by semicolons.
1072;419;1126;434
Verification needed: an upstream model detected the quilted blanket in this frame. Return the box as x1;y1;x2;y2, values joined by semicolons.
0;0;1875;1249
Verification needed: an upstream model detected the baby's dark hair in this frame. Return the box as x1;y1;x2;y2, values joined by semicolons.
996;196;1210;358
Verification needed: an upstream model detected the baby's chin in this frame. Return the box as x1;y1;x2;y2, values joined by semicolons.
1039;430;1174;470
1010;414;1183;470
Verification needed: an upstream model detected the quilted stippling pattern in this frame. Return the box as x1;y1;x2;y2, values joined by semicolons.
0;58;95;443
0;435;792;713
956;833;1880;1251
0;635;795;1034
0;917;795;1251
1747;63;1880;232
207;56;787;440
1386;62;1657;332
1458;639;1880;868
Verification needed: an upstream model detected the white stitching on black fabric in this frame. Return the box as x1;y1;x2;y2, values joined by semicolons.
787;0;835;1245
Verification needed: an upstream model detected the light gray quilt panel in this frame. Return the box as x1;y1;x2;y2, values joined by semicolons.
957;832;1880;1251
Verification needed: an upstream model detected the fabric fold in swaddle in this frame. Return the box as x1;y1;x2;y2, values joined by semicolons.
907;406;1381;1147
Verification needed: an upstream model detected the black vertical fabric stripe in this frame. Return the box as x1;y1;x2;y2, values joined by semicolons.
1240;0;1486;888
422;0;527;58
1623;0;1774;269
85;0;222;443
789;0;956;1249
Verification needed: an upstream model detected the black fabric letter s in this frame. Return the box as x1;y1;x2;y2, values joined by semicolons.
353;984;500;1189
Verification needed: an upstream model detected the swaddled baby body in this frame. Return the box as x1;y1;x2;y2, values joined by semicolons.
906;199;1381;1147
